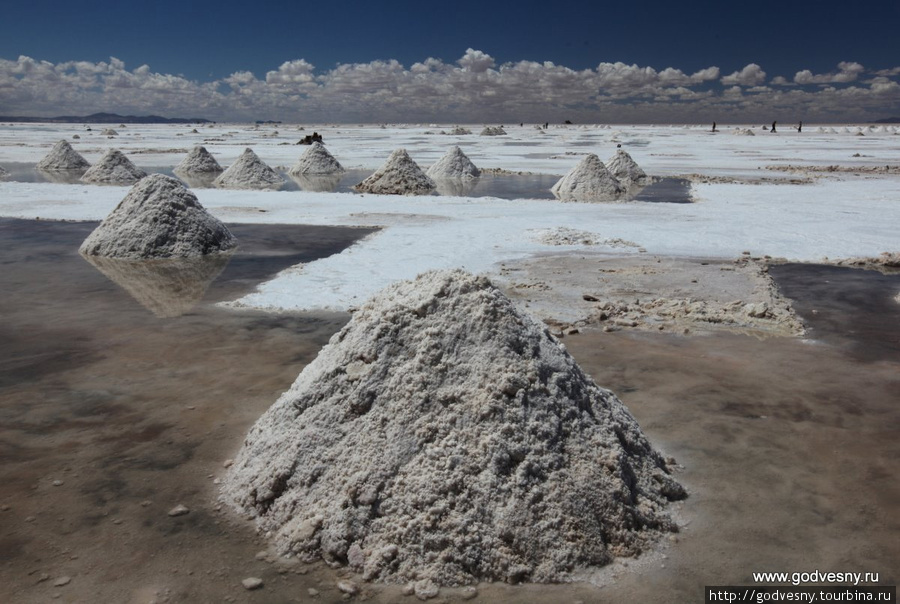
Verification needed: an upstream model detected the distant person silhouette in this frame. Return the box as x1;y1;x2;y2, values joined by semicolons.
771;121;777;133
712;121;717;132
797;121;803;133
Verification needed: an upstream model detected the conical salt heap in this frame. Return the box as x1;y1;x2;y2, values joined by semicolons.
0;166;8;180
79;174;237;259
36;140;91;172
175;146;224;174
222;269;685;587
213;148;283;190
425;146;480;180
551;154;625;202
80;149;148;185
288;142;345;176
605;149;650;186
353;149;436;195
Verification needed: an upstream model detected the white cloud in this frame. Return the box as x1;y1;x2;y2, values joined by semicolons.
1;52;898;123
721;64;767;86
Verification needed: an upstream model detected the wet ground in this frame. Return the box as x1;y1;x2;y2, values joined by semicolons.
0;219;897;603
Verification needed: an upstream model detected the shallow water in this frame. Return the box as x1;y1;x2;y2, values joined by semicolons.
0;220;896;603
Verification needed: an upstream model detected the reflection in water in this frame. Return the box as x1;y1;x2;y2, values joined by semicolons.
434;177;479;197
288;173;342;192
174;171;220;189
35;168;87;184
80;252;233;318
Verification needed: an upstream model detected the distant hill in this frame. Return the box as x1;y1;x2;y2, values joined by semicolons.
874;117;900;123
0;112;212;124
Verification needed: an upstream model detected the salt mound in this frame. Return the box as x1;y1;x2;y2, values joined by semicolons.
732;128;756;136
446;126;472;135
79;174;237;259
222;269;684;586
480;126;507;136
175;146;223;174
101;128;118;136
354;149;435;195
425;146;480;180
288;142;345;176
0;166;8;180
36;140;91;172
80;149;147;185
551;154;625;202
605;149;650;186
213;148;283;190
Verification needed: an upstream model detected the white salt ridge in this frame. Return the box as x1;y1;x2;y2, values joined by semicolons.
222;269;684;586
36;140;91;172
214;148;283;190
354;149;435;195
79;174;236;259
605;149;650;186
425;146;480;180
551;154;625;202
80;149;148;185
288;142;345;176
175;146;223;174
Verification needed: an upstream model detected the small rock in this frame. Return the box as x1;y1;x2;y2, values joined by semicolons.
308;587;320;596
582;294;598;302
53;576;71;587
414;579;439;600
168;504;190;517
223;459;234;468
402;583;416;596
337;580;359;595
241;577;263;590
52;480;64;487
460;586;478;600
140;500;152;507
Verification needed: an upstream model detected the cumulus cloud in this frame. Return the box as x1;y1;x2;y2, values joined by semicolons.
1;51;898;123
721;64;767;86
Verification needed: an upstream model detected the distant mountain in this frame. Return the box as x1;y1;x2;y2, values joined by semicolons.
0;112;212;124
874;117;900;123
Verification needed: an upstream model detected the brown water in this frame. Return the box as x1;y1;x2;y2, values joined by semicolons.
1;219;897;603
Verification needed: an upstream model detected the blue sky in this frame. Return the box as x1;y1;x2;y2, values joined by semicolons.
2;0;899;122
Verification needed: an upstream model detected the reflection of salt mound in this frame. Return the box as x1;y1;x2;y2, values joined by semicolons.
222;269;684;586
551;154;625;202
82;253;231;318
80;149;148;185
605;149;649;186
434;178;478;197
214;148;283;189
480;126;507;136
425;146;480;180
79;174;237;259
36;140;91;171
288;142;345;176
354;149;435;195
175;146;223;174
289;173;342;192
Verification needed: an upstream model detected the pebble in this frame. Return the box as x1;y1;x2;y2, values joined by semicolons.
308;587;320;596
337;580;359;594
223;459;234;468
167;504;190;517
140;500;152;507
52;480;64;487
414;579;439;600
460;586;478;600
53;576;71;587
241;577;263;590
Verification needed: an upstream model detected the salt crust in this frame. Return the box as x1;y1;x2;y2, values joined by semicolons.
79;174;236;259
175;146;223;174
80;149;147;185
425;146;480;180
354;149;436;195
222;269;684;586
288;142;345;176
551;154;625;202
36;140;91;172
214;148;283;190
605;149;649;186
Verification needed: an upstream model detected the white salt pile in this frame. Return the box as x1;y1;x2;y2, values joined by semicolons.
354;149;436;195
222;269;684;587
480;126;507;136
175;146;223;174
732;128;756;136
80;149;148;185
36;140;91;172
551;154;625;202
79;174;236;259
101;128;118;136
446;126;472;135
425;146;480;180
605;149;650;186
288;142;345;176
0;166;8;180
213;148;284;190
